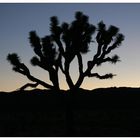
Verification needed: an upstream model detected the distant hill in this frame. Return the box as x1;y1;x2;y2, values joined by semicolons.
1;86;140;97
1;87;140;104
0;87;140;136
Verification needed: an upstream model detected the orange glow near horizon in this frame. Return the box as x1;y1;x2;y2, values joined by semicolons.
1;71;140;92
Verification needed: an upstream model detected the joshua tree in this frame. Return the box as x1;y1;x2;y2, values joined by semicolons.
7;11;124;90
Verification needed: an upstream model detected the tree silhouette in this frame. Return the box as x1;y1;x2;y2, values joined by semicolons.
7;11;124;90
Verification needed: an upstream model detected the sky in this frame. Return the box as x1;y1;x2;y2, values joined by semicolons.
0;3;140;91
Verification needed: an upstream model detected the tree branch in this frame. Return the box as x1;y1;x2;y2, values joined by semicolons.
84;44;103;76
17;82;39;91
64;61;74;89
56;54;65;74
13;64;54;89
87;72;116;79
103;33;124;55
54;38;65;57
77;53;83;75
74;53;84;89
96;55;120;66
93;44;103;60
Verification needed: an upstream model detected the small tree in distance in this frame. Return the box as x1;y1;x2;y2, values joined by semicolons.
7;11;124;90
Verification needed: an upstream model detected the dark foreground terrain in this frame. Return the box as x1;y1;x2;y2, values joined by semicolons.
0;87;140;136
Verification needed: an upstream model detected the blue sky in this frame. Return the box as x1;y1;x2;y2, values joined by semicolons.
0;3;140;91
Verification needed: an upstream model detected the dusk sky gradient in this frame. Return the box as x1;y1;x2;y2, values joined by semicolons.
0;3;140;91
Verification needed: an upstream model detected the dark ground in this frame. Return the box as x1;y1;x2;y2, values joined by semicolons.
0;87;140;137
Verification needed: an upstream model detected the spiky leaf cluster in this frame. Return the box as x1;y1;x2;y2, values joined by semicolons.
29;31;57;67
97;21;124;48
50;16;62;39
61;11;96;54
7;53;21;66
7;53;30;75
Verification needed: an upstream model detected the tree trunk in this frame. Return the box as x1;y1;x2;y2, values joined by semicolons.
74;74;84;89
65;62;74;89
48;67;60;90
26;73;54;89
